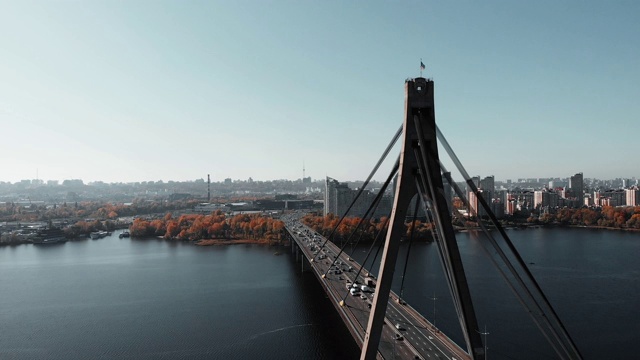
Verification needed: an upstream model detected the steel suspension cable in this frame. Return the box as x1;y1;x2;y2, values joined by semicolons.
436;126;582;359
312;125;402;263
327;158;399;278
433;150;568;357
337;162;399;304
339;213;391;307
442;171;565;357
398;195;421;302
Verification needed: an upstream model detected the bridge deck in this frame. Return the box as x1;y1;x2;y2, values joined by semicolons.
284;218;470;360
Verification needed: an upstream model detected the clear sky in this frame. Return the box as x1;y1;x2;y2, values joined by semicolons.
1;1;638;184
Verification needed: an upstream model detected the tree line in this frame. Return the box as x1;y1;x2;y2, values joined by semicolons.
301;214;436;243
129;211;285;242
0;199;201;223
531;206;640;229
0;195;292;223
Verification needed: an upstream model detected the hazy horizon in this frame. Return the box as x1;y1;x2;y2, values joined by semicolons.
2;173;637;185
2;2;638;183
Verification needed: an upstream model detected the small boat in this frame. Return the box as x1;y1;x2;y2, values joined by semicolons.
33;227;67;244
119;230;131;239
89;231;109;239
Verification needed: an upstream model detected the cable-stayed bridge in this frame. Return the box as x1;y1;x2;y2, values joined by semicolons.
283;78;582;360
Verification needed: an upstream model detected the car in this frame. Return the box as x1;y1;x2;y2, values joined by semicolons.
360;285;371;292
395;323;405;331
394;333;404;341
350;288;361;296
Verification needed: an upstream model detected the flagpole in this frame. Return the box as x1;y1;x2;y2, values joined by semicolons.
420;58;423;77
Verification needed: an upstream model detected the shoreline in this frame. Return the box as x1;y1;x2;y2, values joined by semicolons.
458;223;640;233
195;238;288;246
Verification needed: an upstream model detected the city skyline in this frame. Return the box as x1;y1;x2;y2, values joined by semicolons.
3;172;638;186
2;2;638;183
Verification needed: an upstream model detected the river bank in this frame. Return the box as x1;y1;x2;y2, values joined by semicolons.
457;222;640;234
195;238;289;246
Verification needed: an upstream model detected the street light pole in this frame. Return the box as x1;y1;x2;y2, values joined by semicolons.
477;325;489;360
431;292;438;332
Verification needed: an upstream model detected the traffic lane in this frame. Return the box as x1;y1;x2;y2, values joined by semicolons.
386;302;459;360
291;223;453;360
300;228;418;358
325;267;414;360
314;226;461;360
387;298;464;359
387;305;448;359
342;278;424;360
325;268;403;359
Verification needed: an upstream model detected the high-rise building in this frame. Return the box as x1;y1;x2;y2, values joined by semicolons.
480;175;495;206
534;190;559;209
569;173;584;206
468;189;493;218
510;190;535;211
505;193;517;215
480;176;495;194
324;176;392;218
467;176;480;194
594;189;626;207
324;177;340;216
626;188;640;206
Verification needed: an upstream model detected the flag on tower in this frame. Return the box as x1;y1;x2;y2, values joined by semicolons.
420;61;426;71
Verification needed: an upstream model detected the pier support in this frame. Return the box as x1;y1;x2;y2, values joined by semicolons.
360;78;484;360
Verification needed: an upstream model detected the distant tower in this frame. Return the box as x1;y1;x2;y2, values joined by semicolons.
303;160;306;180
207;174;211;203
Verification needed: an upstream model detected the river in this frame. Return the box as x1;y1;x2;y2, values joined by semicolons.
0;228;637;359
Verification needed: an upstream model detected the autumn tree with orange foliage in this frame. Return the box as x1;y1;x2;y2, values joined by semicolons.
129;210;285;242
527;205;640;230
301;214;436;243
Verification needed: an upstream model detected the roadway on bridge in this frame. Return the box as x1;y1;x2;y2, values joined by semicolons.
284;215;470;360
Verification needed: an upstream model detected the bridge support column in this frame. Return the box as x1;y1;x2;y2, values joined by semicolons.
360;78;484;360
